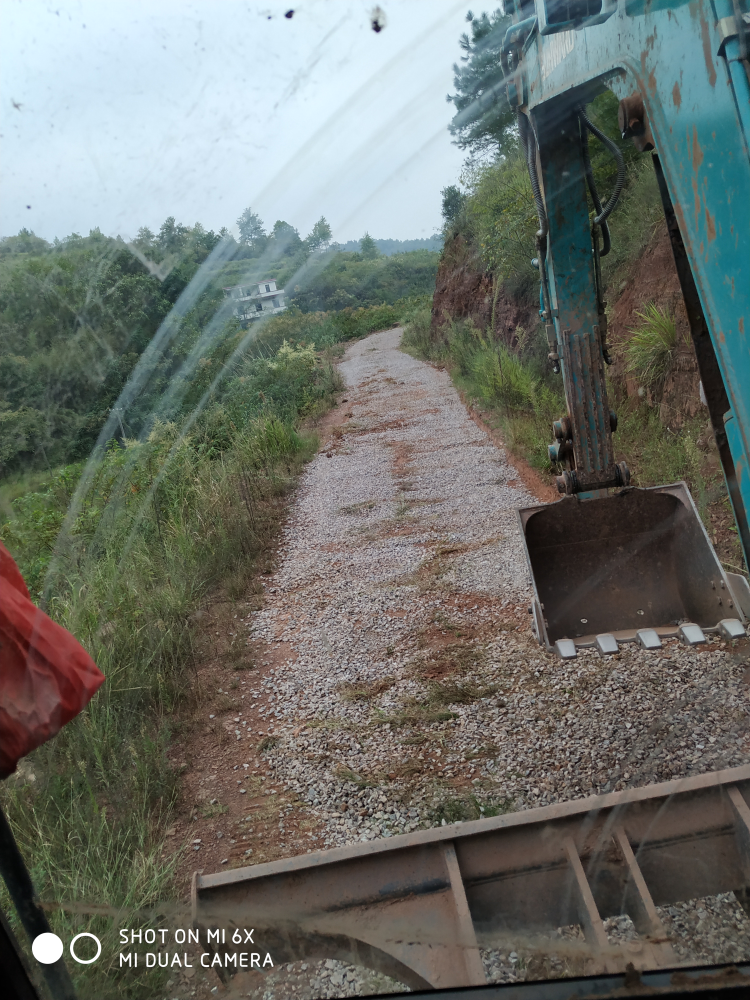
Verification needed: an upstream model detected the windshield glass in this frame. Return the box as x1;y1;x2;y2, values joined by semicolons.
2;3;750;999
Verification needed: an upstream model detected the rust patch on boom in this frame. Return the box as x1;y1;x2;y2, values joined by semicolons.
672;81;682;108
673;199;688;235
705;208;717;243
692;125;704;172
692;177;701;227
700;14;717;86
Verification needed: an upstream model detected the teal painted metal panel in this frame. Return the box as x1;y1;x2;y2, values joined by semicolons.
512;0;750;567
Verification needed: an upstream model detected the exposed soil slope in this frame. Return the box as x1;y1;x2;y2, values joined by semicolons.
431;233;539;348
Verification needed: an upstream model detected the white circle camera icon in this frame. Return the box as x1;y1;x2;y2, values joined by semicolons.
32;933;63;965
70;932;102;964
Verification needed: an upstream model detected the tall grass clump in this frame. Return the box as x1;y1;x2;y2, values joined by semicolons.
624;303;682;388
450;321;563;469
400;301;434;358
0;340;340;998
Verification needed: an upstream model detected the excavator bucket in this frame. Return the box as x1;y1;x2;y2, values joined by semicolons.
518;482;749;657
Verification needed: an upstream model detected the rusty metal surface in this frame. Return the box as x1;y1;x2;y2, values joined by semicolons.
517;483;745;650
384;963;750;999
193;765;750;990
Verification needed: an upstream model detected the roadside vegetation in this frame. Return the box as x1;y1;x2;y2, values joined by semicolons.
624;303;684;388
0;339;341;997
0;212;430;996
403;310;564;476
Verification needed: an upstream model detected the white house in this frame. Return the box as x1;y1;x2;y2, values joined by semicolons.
222;279;287;323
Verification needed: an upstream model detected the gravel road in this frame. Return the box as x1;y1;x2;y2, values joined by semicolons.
205;328;750;998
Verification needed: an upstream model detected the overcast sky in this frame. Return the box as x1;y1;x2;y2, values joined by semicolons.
0;0;474;245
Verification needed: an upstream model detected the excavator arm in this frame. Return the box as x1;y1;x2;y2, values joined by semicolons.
504;0;750;656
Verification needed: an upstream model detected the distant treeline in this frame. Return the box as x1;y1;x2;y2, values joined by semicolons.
0;215;439;479
337;236;443;256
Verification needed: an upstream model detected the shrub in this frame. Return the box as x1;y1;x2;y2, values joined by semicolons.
400;302;433;357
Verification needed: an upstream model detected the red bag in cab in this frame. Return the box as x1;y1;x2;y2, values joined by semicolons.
0;541;105;777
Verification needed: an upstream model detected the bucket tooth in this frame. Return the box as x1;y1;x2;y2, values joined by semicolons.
636;629;662;650
595;633;618;655
718;618;747;640
678;623;707;646
555;638;577;659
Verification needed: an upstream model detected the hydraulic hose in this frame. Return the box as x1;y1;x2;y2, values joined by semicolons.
517;109;548;239
578;105;625;225
579;112;611;257
518;109;558;371
578;105;618;365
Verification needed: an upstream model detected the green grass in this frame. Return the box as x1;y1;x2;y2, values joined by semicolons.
0;340;342;998
613;406;723;526
242;295;427;360
623;303;683;388
600;156;664;292
372;673;495;731
0;466;62;522
402;308;565;474
398;299;433;358
428;791;513;826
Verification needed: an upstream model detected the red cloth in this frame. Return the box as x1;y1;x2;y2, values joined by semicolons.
0;541;105;777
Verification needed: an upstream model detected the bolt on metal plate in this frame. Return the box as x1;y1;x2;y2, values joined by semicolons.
595;633;618;655
679;623;707;646
554;638;577;659
718;618;747;640
636;628;662;650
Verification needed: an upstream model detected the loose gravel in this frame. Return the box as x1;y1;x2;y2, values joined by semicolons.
232;327;750;997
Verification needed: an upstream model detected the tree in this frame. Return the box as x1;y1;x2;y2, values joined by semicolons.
441;186;466;227
0;406;48;475
305;216;333;254
446;9;516;158
270;220;302;256
236;207;267;251
157;217;189;255
0;229;50;257
359;232;379;259
133;226;155;253
186;222;222;257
